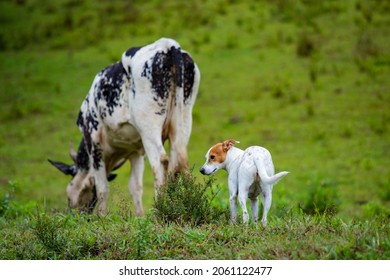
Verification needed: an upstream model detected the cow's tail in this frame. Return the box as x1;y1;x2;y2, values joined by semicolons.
169;44;184;104
254;157;289;186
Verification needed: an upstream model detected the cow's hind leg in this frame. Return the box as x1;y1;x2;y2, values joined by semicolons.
128;154;145;216
167;106;192;174
168;134;189;174
140;132;169;193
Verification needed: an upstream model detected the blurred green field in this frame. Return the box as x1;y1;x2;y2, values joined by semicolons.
0;0;389;259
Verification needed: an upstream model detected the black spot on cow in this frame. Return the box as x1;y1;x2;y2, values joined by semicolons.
96;62;126;116
83;125;93;154
99;106;108;120
151;51;173;101
92;142;102;170
76;139;89;171
183;53;196;104
141;61;151;80
77;111;83;128
125;46;143;58
85;108;99;133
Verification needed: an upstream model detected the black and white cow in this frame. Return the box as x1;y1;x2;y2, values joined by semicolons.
49;38;200;215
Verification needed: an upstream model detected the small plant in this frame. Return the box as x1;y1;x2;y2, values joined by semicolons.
131;215;154;259
0;181;17;216
153;171;228;226
33;211;67;256
302;178;340;216
0;181;36;219
0;192;11;216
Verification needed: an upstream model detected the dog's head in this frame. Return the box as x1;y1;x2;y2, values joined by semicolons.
199;139;239;175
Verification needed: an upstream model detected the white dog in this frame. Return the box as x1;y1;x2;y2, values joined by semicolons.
200;139;288;227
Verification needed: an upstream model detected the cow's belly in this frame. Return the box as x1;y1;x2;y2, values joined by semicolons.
106;122;142;151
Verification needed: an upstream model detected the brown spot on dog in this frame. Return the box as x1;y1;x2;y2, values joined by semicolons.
208;139;240;164
208;143;227;164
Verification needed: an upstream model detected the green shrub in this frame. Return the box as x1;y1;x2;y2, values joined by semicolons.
153;171;229;226
302;178;340;216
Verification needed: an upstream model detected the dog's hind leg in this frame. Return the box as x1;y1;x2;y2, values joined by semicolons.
250;197;259;223
238;192;249;223
261;184;272;227
238;170;255;223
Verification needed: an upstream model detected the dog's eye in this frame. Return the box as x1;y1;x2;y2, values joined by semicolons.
210;155;215;160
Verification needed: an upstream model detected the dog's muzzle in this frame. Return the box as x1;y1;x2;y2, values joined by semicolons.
199;166;217;175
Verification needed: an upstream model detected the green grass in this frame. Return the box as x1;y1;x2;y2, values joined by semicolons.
1;204;388;260
1;0;390;259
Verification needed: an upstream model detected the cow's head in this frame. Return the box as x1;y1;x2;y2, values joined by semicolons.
49;141;122;213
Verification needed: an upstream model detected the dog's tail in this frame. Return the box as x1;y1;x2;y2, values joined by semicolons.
255;156;289;185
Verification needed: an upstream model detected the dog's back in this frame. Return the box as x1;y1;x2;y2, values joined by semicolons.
239;146;288;186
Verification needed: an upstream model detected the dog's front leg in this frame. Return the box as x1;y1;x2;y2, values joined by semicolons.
229;193;238;223
228;176;238;223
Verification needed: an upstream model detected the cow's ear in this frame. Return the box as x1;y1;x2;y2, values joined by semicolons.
107;173;117;182
48;159;77;176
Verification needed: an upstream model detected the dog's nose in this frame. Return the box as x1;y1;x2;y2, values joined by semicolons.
199;167;205;175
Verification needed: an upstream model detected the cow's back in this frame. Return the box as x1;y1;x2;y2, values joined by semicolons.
121;38;200;142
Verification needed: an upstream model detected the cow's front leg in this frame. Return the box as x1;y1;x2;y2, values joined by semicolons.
90;142;109;215
94;168;109;215
128;153;145;216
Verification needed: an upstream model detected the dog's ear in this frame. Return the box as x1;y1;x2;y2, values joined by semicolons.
222;139;240;152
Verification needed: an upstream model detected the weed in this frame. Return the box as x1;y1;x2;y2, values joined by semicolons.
0;184;13;216
153;171;229;226
131;214;154;259
0;181;36;219
33;211;67;256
